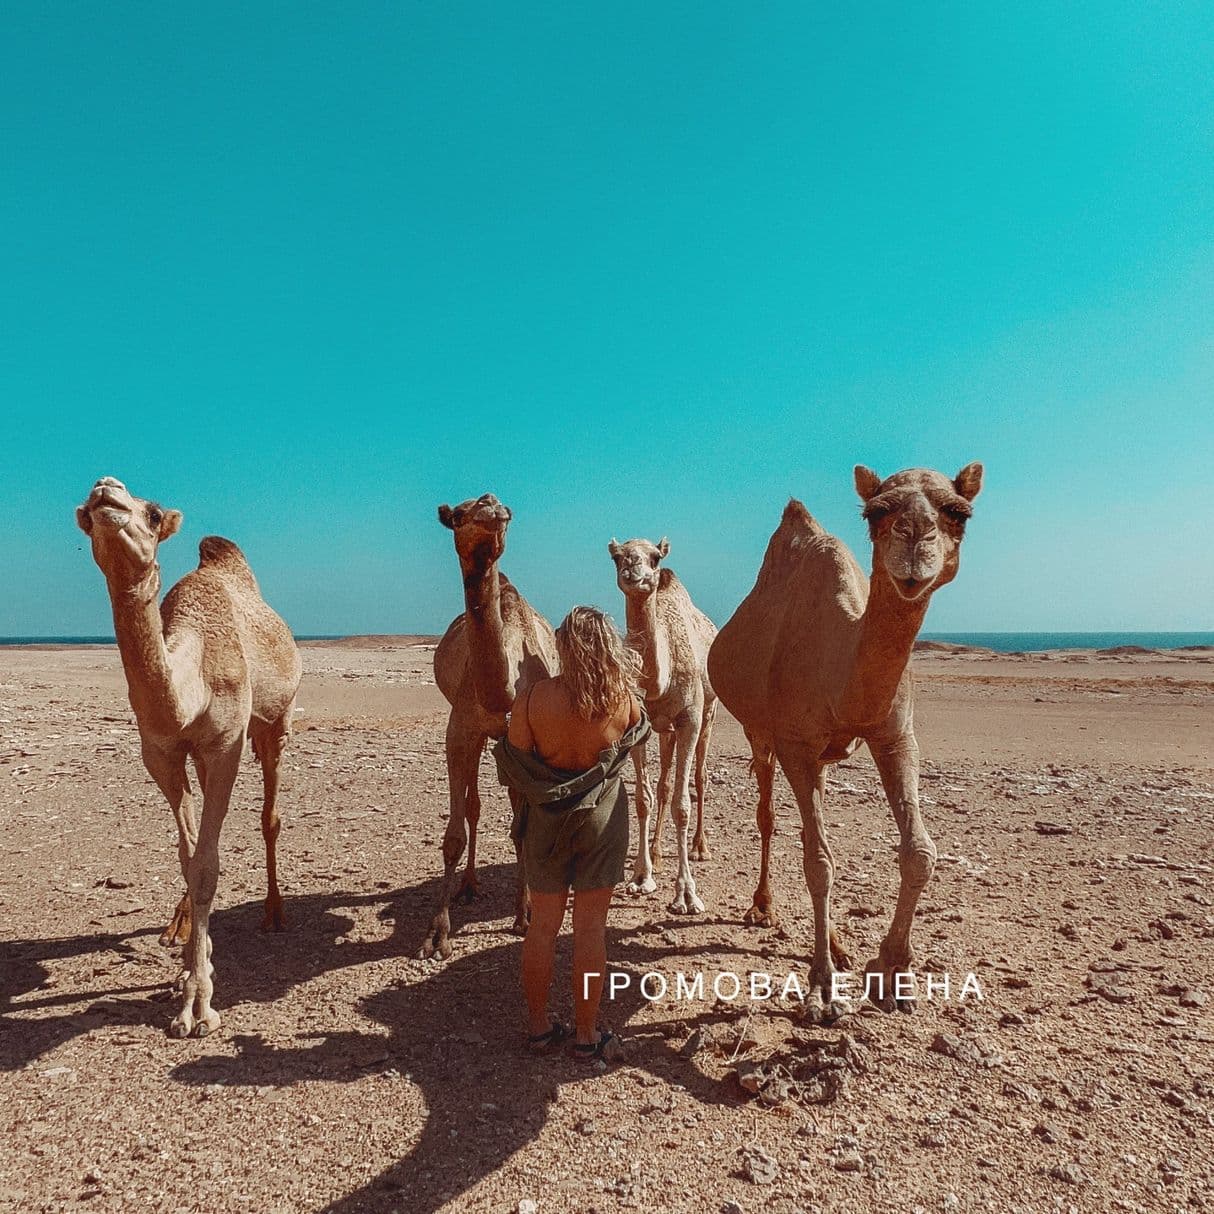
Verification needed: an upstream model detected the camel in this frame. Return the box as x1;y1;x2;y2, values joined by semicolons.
421;493;558;960
708;463;983;1021
75;477;302;1038
608;537;718;914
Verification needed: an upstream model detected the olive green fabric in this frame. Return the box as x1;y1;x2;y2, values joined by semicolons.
492;710;651;894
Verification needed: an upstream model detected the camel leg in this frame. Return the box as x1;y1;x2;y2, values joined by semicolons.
508;787;530;936
142;742;196;947
742;736;778;928
667;712;704;915
420;718;480;960
456;755;484;904
252;709;292;932
779;744;848;1023
650;730;674;872
170;736;242;1039
865;732;934;1013
690;699;716;861
626;740;658;895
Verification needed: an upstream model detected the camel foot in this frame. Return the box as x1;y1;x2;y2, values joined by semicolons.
668;882;704;916
627;874;658;896
863;956;916;1014
690;836;710;862
261;897;287;932
160;897;191;946
742;901;779;929
800;986;851;1025
829;931;853;972
419;932;454;961
455;873;481;904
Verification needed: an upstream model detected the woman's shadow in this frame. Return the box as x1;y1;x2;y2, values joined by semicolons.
166;885;757;1213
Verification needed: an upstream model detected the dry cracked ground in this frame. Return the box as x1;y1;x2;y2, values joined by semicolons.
1;642;1212;1214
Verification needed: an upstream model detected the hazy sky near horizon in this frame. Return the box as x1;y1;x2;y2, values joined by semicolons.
3;3;1213;635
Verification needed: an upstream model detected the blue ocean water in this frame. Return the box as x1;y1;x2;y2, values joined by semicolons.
0;635;346;646
919;632;1214;653
3;632;1211;651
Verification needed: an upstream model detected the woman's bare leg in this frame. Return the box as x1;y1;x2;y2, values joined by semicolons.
571;886;613;1045
522;889;568;1036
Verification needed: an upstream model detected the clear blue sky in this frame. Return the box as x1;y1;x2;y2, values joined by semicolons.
3;3;1212;635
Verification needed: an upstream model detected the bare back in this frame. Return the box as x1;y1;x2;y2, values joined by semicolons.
509;677;641;772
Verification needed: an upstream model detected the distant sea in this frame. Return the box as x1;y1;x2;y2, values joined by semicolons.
0;635;346;646
919;632;1214;652
2;632;1212;652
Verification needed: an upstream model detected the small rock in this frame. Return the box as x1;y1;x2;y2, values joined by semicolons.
930;1032;1003;1068
833;1152;863;1172
1048;1161;1086;1186
1179;988;1206;1008
739;1143;779;1185
1032;1122;1060;1144
518;1201;538;1214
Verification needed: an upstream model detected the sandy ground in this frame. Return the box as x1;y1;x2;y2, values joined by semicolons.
1;641;1212;1213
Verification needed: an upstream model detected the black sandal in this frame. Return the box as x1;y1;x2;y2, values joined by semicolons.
573;1030;623;1064
526;1022;570;1055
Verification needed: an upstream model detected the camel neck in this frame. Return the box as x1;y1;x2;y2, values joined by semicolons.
107;565;186;732
842;566;929;724
625;591;664;700
462;557;512;713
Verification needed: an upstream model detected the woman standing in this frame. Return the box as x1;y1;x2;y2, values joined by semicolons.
494;607;650;1063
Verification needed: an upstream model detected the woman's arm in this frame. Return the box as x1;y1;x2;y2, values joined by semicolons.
507;686;536;752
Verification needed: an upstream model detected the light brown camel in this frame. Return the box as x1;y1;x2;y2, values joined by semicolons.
76;477;301;1038
609;537;718;913
421;493;558;960
708;463;983;1021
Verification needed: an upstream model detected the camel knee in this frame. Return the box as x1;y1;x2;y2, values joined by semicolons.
189;863;219;908
802;852;834;898
899;834;936;889
441;825;467;868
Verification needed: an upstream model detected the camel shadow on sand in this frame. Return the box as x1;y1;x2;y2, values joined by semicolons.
167;908;758;1214
0;863;511;1072
3;863;763;1213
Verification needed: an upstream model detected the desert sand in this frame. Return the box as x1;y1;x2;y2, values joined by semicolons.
1;641;1211;1212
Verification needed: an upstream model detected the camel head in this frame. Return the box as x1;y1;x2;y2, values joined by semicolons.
76;477;182;587
438;493;512;569
608;536;670;599
854;463;983;602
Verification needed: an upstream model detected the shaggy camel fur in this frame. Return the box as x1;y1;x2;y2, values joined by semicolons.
708;463;983;1021
421;493;558;959
76;477;301;1037
609;538;717;913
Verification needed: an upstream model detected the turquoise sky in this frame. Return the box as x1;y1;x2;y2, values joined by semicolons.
3;3;1213;635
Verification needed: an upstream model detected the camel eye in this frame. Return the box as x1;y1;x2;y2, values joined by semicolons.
148;507;163;526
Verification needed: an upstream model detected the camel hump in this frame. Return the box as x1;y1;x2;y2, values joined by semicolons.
781;498;823;534
198;535;251;570
753;499;824;589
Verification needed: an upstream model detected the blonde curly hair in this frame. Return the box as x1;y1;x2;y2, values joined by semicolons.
555;606;640;721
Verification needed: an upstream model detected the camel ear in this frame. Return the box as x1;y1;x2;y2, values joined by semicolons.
657;537;670;558
76;505;93;535
437;504;455;529
854;466;882;501
158;510;183;541
608;538;622;560
954;462;984;501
